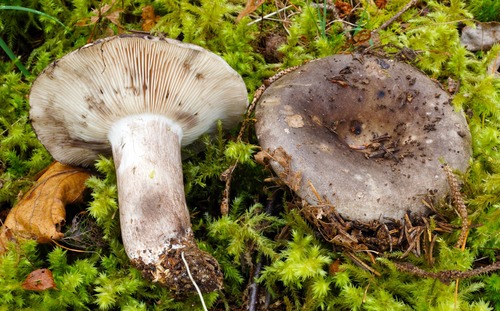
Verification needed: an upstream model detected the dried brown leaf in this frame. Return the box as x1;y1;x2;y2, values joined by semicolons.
141;5;161;31
106;9;123;27
272;147;302;192
236;0;266;22
0;162;91;252
75;2;123;27
334;0;353;18
375;0;387;9
254;150;270;166
329;259;342;275
22;268;57;291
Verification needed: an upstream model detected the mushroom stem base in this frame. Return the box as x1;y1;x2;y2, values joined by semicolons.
131;234;223;295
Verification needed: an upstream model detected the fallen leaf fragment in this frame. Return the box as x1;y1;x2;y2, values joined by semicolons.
351;29;372;45
256;147;302;192
236;0;266;22
0;162;91;252
329;259;342;275
75;2;123;27
375;0;387;9
22;268;57;291
141;5;160;31
335;0;353;18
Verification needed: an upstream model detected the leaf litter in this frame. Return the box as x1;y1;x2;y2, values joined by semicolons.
0;162;91;252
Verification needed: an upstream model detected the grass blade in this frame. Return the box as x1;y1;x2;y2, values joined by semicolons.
0;37;30;77
0;5;72;32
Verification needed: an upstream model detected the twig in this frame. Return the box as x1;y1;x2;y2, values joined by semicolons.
220;164;237;215
394;261;500;284
345;251;382;276
181;251;208;311
308;3;336;12
237;64;303;141
247;5;293;26
374;0;418;32
247;190;278;310
442;163;469;310
248;259;263;311
442;164;469;249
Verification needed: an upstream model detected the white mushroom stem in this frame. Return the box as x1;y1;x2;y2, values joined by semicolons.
105;113;223;292
107;113;222;292
108;114;191;264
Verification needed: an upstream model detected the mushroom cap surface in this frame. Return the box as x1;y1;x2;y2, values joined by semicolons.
255;54;471;222
30;34;248;166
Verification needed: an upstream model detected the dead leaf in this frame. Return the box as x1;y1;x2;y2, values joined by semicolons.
375;0;387;9
22;268;57;291
335;0;353;18
75;2;123;28
254;150;271;167
352;29;371;44
141;5;161;31
329;259;342;275
0;162;91;252
236;0;266;22
261;147;302;192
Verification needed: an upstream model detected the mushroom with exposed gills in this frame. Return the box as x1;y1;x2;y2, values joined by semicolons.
29;34;248;293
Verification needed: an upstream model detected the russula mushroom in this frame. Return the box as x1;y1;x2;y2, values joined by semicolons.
29;34;248;293
255;54;471;222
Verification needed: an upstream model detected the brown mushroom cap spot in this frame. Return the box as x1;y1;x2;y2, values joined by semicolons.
29;34;248;166
255;54;471;222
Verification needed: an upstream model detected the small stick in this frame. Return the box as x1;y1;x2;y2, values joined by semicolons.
220;164;237;215
247;5;293;26
394;261;500;284
237;64;303;141
442;164;469;249
442;163;469;310
375;0;418;32
181;252;208;311
248;259;263;311
308;3;336;11
308;180;323;202
248;191;278;310
345;251;382;276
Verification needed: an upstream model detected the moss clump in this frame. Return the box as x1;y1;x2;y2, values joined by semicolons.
465;0;500;22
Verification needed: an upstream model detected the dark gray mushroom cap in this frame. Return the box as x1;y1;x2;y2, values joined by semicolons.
30;34;248;166
255;54;471;222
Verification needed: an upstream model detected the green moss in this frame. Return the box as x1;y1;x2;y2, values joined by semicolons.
466;0;500;22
